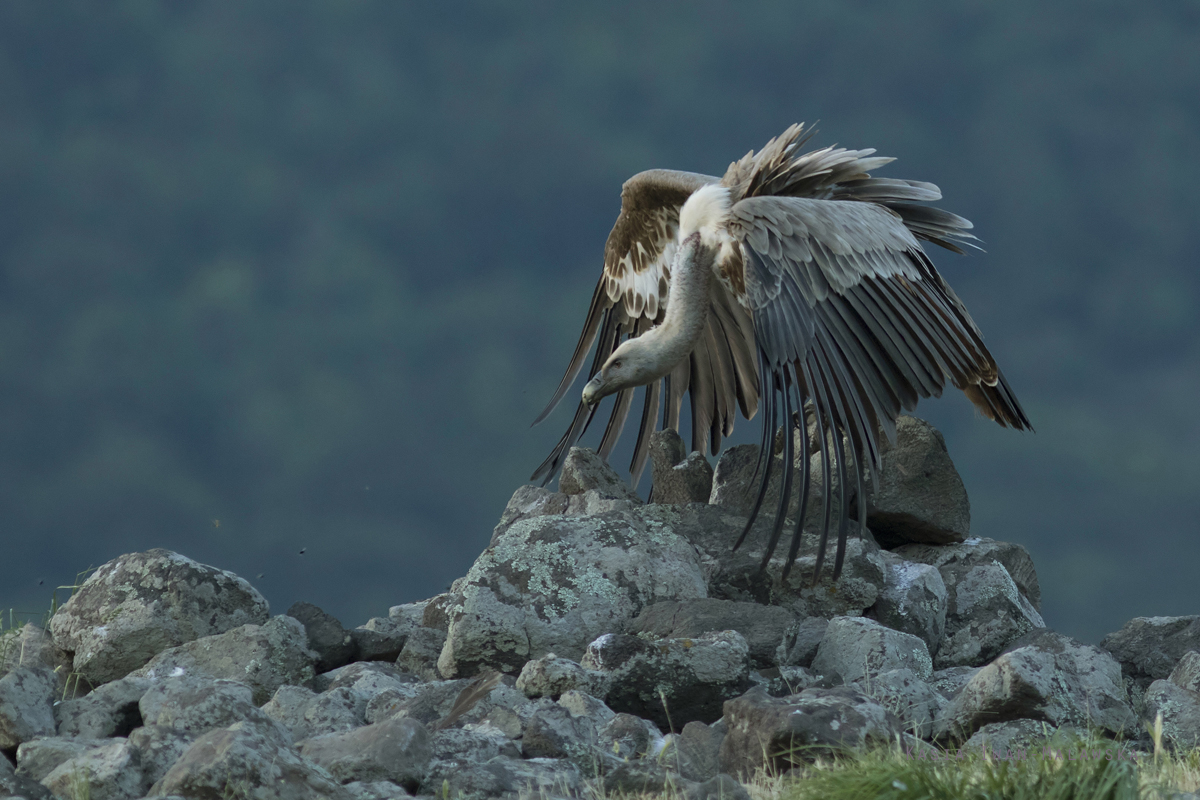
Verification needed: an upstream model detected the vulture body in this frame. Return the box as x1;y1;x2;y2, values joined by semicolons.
532;124;1030;580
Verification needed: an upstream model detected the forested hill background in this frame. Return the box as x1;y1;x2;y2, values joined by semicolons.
1;2;1197;643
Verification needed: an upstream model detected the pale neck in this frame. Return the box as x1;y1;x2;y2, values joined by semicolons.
639;239;712;376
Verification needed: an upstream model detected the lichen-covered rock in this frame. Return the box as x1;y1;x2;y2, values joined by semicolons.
597;712;665;760
139;676;290;743
520;699;600;766
850;668;946;739
660;720;724;782
1170;651;1200;693
862;415;970;547
151;721;352;799
423;757;582;799
811;616;933;684
558;446;642;502
934;629;1135;742
776;617;830;668
1101;616;1200;695
935;561;1044;669
929;665;981;701
515;654;610;700
1143;679;1200;750
0;664;57;748
16;737;108;783
868;554;947;658
0;748;53;800
896;537;1041;611
49;549;269;685
134;615;317;704
719;686;901;776
0;624;75;696
42;738;146;800
127;724;194;787
351;617;412;663
963;718;1057;755
603;760;669;794
557;689;616;726
438;505;708;677
629;598;796;669
287;601;355;673
395;626;446;680
583;630;753;730
56;675;152;738
297;716;431;791
494;485;640;539
649;429;714;504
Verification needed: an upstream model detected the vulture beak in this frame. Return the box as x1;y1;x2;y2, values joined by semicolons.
582;377;604;406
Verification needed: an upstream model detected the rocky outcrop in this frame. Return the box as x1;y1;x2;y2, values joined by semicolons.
3;415;1194;796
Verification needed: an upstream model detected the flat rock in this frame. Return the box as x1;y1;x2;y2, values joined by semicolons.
438;505;708;677
719;685;901;776
862;415;970;547
934;629;1135;742
0;664;57;749
49;549;269;685
16;736;109;783
151;720;351;799
811;616;933;684
583;630;753;730
1101;616;1200;695
297;716;431;791
134;615;317;704
649;429;714;504
628;598;795;669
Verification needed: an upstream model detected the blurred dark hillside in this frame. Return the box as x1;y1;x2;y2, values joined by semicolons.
1;1;1197;642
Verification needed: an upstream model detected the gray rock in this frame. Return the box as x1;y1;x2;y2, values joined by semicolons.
521;699;599;766
429;723;519;764
603;760;669;794
776;617;829;668
438;506;707;678
0;624;76;697
388;600;429;627
1101;616;1200;695
660;720;724;782
0;748;53;800
584;630;753;730
929;666;981;700
388;679;470;726
896;536;1041;612
851;668;946;739
515;654;610;700
934;629;1136;742
297;716;431;791
351;617;412;663
687;774;752;800
868;554;947;658
343;780;409;800
316;661;418;701
395;625;446;680
494;485;640;540
719;686;901;776
1143;679;1200;750
557;690;616;727
862;415;970;547
752;665;824;697
558;447;642;502
56;675;152;738
420;592;455;632
127;724;194;787
811;616;933;684
300;687;367;738
1170;651;1200;694
428;757;582;798
0;664;57;748
152;720;352;799
935;561;1044;669
261;684;320;740
134;615;317;704
43;738;146;800
963;719;1057;756
629;598;796;669
287;601;355;673
139;676;290;743
49;549;269;686
16;737;108;783
649;429;715;504
597;712;665;760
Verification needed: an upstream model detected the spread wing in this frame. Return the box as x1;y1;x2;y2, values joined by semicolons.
531;169;759;488
726;194;1031;580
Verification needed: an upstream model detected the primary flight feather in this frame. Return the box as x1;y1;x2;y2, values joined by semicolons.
532;123;1030;581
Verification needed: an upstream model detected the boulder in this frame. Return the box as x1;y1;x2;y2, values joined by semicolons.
438;504;708;677
963;718;1057;755
56;675;152;738
811;616;933;684
16;736;109;783
596;712;665;760
0;624;76;696
583;630;753;730
896;536;1041;611
1143;678;1200;750
628;598;795;669
139;676;290;743
287;601;355;672
851;668;946;739
867;554;947;658
0;664;57;749
515;653;610;700
776;617;830;668
42;738;146;800
134;615;317;704
520;699;600;767
935;561;1044;669
934;629;1135;742
718;686;901;776
1101;616;1200;695
861;415;970;547
659;720;724;782
557;689;617;727
49;549;269;685
350;617;412;663
394;626;446;680
558;446;642;502
127;724;194;787
0;751;53;800
297;716;431;791
648;429;714;504
151;721;352;799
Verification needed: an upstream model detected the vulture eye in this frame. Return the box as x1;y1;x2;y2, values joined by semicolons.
612;359;622;369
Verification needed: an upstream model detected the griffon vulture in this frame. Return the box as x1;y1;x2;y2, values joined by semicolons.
531;123;1030;580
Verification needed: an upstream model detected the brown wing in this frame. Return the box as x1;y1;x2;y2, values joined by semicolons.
532;169;759;488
